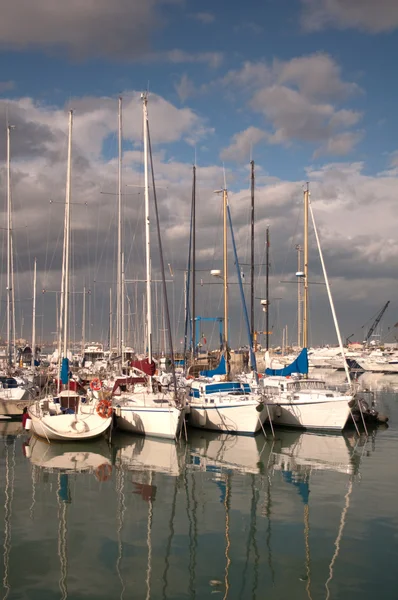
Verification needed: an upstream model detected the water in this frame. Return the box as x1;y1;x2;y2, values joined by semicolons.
1;390;397;599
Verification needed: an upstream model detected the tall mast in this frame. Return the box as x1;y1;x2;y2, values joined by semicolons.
121;252;125;364
117;96;123;356
32;258;37;366
303;183;309;349
223;189;229;351
6;125;13;367
250;160;255;343
296;245;302;347
62;110;73;358
109;287;112;351
81;285;86;356
191;164;196;359
142;93;152;363
266;227;270;352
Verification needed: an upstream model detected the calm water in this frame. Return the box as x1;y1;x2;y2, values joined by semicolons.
1;389;397;599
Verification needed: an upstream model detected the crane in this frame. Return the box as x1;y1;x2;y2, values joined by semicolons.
364;301;390;345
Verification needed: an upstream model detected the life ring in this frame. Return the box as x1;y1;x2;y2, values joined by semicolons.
95;463;112;482
96;399;113;419
187;375;194;380
90;378;102;392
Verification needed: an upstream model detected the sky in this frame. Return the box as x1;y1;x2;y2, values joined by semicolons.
1;0;398;350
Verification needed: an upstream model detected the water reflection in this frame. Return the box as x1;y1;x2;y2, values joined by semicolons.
0;409;393;600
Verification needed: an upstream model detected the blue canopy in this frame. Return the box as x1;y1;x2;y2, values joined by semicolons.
265;348;308;376
60;357;70;385
200;354;227;378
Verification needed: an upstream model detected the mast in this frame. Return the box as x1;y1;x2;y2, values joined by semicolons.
303;183;309;349
6;125;14;367
266;226;270;352
117;96;123;356
296;245;302;347
121;252;125;364
191;164;196;360
81;286;86;357
142;93;152;364
32;258;37;366
250;160;255;343
223;189;229;352
62;111;73;359
109;287;112;352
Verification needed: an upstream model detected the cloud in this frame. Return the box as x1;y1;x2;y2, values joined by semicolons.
301;0;398;33
313;130;364;157
220;127;266;162
389;150;398;168
1;89;397;346
222;53;362;157
276;53;360;101
0;0;180;59
149;49;223;68
190;12;215;24
175;74;196;102
251;84;362;150
0;81;15;93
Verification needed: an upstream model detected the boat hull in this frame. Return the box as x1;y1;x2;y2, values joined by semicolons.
188;400;268;435
114;400;184;439
0;388;30;417
272;397;352;431
28;405;112;441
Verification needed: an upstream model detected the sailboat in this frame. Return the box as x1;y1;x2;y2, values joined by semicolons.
0;125;36;417
28;111;112;441
187;187;272;434
111;93;185;440
260;185;354;431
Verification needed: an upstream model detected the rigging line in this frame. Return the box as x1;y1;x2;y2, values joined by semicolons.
223;472;232;600
161;473;179;600
57;475;68;600
116;466;126;600
2;437;16;600
145;473;154;600
324;480;353;600
303;503;313;600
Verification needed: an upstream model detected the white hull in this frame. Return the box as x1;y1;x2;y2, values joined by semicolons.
114;394;184;439
28;403;112;441
272;397;352;431
0;388;30;416
188;400;269;435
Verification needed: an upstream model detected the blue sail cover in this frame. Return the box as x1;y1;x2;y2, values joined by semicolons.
265;348;308;376
200;354;227;378
60;357;70;385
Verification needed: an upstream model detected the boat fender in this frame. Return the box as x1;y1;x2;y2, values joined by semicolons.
24;444;31;458
377;413;389;424
275;404;282;418
115;406;121;417
24;418;32;431
256;403;264;413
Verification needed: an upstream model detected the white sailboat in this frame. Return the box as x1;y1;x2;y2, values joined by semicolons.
112;93;184;439
0;125;35;417
28;111;112;441
187;188;271;434
260;185;353;431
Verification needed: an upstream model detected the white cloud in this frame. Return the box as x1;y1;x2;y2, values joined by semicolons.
313;131;364;157
0;0;181;59
219;53;362;156
152;49;223;68
175;74;196;102
220;127;266;162
0;80;14;93
190;12;215;24
276;53;360;101
301;0;398;33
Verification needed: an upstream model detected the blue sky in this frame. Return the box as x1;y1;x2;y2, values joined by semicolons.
1;0;398;347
